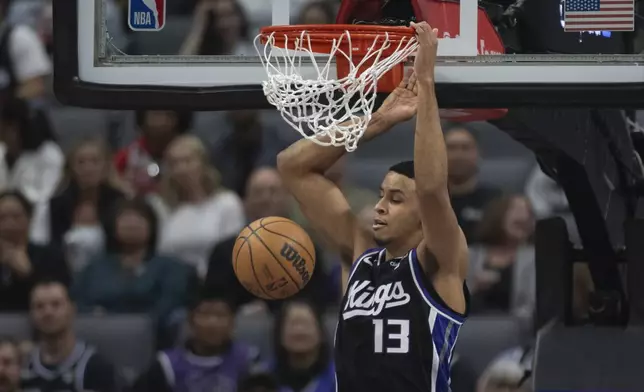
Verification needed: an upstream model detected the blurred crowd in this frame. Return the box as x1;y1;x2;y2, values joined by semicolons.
0;1;593;392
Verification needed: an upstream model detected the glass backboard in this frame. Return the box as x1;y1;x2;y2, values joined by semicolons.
53;0;644;109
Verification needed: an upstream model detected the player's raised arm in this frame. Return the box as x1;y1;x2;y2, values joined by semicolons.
410;22;468;310
277;76;418;263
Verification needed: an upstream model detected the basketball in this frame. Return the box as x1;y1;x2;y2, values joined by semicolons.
232;217;316;300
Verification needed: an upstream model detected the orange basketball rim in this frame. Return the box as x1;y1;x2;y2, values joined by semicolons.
258;24;507;123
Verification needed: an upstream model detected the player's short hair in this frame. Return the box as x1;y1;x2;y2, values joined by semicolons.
389;160;415;179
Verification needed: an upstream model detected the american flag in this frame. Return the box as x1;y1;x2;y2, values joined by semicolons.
564;0;634;32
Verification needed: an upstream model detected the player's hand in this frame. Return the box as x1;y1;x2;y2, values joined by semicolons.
376;69;418;123
410;22;439;84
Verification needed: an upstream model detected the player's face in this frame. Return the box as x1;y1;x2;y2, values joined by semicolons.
0;343;20;392
445;129;479;183
373;172;422;245
281;303;321;355
30;283;74;337
502;196;534;243
71;143;107;189
191;300;235;347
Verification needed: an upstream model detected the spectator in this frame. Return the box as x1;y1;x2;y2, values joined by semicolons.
40;139;127;274
0;98;63;206
0;337;20;392
238;370;280;392
131;288;260;392
296;1;336;24
156;135;245;278
180;0;254;56
114;110;192;196
0;2;51;100
212;110;289;198
468;195;536;323
445;125;501;242
272;300;335;392
205;167;332;312
22;280;119;392
0;191;69;312
71;198;192;326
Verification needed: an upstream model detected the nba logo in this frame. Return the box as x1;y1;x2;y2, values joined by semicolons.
128;0;166;31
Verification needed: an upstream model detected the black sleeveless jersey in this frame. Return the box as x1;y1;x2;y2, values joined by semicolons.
335;248;470;392
22;342;97;392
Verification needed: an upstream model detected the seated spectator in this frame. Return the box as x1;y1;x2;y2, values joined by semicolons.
71;198;192;326
156;135;245;278
0;337;21;392
205;167;332;312
212;110;290;198
468;195;536;323
0;99;63;209
131;288;260;392
114;110;192;196
0;3;51;100
0;191;69;311
272;300;335;392
445;125;501;243
22;280;119;392
42;139;127;274
180;0;254;56
238;370;279;392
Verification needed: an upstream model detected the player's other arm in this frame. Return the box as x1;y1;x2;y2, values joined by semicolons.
411;22;468;313
277;117;389;263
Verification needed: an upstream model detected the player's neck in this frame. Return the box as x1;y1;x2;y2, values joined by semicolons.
287;349;319;370
385;233;423;259
448;176;478;195
39;330;76;365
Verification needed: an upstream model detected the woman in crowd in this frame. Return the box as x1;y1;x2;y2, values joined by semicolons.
180;0;253;56
157;135;245;278
272;300;335;392
71;198;193;326
0;191;69;311
468;194;536;323
0;98;63;209
45;138;127;274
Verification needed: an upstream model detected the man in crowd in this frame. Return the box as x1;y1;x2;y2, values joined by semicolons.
0;338;20;392
114;110;192;195
446;125;501;242
131;289;260;392
21;280;119;392
205;166;331;311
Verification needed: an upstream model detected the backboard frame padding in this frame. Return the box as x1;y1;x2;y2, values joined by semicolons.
54;0;644;110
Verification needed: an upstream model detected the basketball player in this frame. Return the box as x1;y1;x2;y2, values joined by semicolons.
277;22;468;392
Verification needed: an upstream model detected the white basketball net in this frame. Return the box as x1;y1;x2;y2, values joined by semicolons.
254;29;418;152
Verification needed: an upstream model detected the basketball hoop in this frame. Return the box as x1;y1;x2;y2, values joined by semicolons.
254;24;508;152
255;25;418;152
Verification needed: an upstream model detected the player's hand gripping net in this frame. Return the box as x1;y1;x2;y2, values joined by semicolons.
254;28;418;152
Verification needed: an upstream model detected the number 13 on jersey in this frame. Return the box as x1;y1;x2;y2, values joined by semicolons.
372;319;410;353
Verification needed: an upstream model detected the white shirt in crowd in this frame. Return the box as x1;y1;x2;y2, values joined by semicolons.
0;140;63;204
3;24;51;83
157;190;245;278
